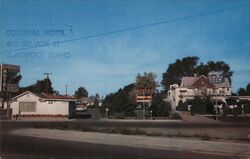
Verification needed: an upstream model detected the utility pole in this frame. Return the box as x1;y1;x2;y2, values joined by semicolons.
142;89;145;120
43;73;52;94
215;87;218;121
65;84;68;96
1;64;20;119
208;71;224;121
43;72;52;79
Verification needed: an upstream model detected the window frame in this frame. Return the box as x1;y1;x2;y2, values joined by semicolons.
19;102;37;112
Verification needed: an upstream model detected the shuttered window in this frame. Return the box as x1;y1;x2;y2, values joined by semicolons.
19;102;36;112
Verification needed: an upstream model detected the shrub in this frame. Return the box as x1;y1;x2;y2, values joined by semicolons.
134;109;150;119
222;104;232;116
243;102;250;114
206;101;214;114
151;93;171;117
113;112;125;119
177;100;188;111
191;96;207;114
233;105;242;116
226;97;238;106
87;105;99;108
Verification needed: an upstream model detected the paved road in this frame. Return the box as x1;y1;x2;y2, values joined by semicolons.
11;128;250;158
0;129;236;159
1;120;250;159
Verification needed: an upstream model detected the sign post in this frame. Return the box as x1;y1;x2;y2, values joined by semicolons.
0;64;20;119
142;89;145;120
136;88;153;120
208;71;224;121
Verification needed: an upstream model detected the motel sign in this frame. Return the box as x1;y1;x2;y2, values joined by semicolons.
135;88;154;103
208;71;225;84
0;64;20;93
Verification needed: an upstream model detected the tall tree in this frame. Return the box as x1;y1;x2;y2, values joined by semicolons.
135;72;157;90
162;56;233;92
19;78;54;94
74;87;88;98
150;93;171;117
102;83;136;117
95;93;100;100
238;88;247;96
247;84;250;95
162;56;199;91
9;72;22;84
195;61;233;83
237;83;250;96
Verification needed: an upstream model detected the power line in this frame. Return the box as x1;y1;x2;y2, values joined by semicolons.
1;4;249;54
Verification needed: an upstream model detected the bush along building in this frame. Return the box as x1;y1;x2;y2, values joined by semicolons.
167;72;232;111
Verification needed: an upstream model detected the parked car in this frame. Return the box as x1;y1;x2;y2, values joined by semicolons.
75;105;87;112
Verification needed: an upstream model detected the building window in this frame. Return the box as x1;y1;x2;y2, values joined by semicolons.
19;102;36;112
48;101;53;104
219;90;225;95
180;90;187;93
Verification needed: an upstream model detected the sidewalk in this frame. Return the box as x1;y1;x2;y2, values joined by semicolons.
10;128;250;158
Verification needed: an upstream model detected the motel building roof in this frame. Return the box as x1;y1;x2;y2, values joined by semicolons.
180;75;231;89
11;91;77;102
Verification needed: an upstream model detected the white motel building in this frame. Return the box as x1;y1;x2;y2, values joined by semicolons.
9;91;76;118
167;74;232;110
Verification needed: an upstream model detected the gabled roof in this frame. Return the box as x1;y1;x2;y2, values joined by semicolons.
181;76;199;87
191;75;215;89
180;75;231;88
12;91;42;100
214;78;231;88
40;93;76;100
12;91;76;101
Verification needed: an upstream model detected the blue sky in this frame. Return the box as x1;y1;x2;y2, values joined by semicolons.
0;0;249;97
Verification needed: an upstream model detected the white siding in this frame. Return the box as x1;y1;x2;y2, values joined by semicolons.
167;84;232;110
11;92;69;116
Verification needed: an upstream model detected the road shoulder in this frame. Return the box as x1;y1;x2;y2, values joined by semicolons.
10;128;250;158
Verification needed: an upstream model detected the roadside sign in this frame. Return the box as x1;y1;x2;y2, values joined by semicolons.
207;71;224;121
135;88;153;103
0;64;20;93
2;69;7;92
135;88;154;120
208;71;224;84
136;95;152;103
